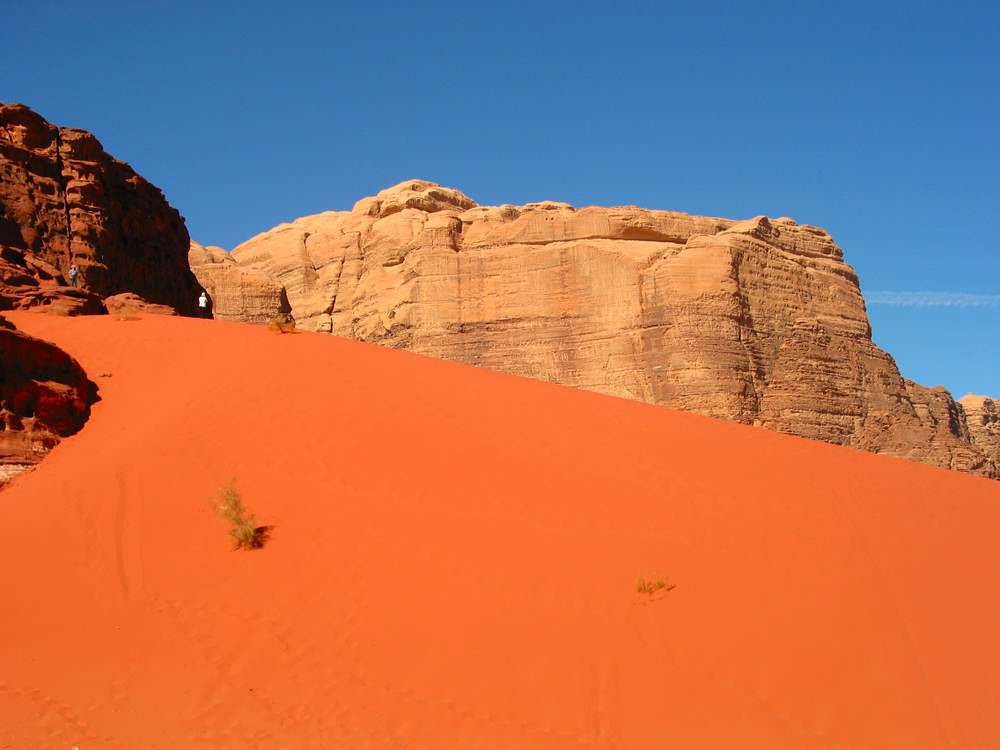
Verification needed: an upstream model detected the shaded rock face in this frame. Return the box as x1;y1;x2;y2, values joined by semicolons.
188;241;290;324
0;315;97;484
194;179;998;478
0;102;203;315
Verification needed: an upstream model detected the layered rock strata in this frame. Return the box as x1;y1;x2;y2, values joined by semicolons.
0;315;97;484
188;241;290;323
959;395;1000;471
0;102;203;315
193;179;998;479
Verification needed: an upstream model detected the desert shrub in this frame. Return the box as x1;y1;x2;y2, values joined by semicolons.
636;575;672;596
215;481;268;550
266;316;297;334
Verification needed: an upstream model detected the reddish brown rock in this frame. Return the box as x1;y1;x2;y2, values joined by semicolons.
196;180;997;479
1;243;106;314
1;283;106;316
0;102;204;315
0;315;97;484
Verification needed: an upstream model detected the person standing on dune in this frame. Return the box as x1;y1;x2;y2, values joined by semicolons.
198;291;209;319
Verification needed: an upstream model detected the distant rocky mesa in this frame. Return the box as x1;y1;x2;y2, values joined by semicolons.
0;102;203;316
191;180;999;479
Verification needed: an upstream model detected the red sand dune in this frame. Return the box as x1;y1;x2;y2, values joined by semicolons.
1;312;998;749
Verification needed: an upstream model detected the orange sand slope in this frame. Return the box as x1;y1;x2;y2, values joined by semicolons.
2;313;998;750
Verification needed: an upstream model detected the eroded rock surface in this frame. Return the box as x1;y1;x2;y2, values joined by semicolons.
105;292;177;317
0;315;97;484
959;394;1000;472
0;102;204;315
194;179;998;478
188;241;290;323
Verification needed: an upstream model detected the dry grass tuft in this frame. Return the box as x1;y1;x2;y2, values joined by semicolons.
214;481;269;550
636;575;674;596
267;317;297;334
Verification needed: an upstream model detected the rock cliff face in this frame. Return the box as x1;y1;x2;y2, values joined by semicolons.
188;241;290;323
959;395;1000;471
0;315;97;485
0;102;203;315
193;180;998;478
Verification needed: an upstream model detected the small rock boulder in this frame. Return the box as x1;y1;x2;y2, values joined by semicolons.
105;292;177;317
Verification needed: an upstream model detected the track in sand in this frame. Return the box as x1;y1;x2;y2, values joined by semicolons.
1;312;998;748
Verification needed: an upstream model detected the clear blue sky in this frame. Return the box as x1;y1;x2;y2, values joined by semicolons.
4;1;997;397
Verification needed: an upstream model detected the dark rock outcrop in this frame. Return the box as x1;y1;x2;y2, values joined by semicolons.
0;102;203;315
0;315;97;484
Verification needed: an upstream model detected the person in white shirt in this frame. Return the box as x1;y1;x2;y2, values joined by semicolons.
198;291;209;318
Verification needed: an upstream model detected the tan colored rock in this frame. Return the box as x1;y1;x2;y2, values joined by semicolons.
352;179;476;218
193;180;998;478
188;241;290;323
104;293;177;317
959;394;1000;471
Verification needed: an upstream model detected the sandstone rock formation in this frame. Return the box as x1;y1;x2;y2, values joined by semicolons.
188;241;290;323
0;102;204;315
192;180;998;479
0;315;97;485
959;394;1000;471
105;292;177;317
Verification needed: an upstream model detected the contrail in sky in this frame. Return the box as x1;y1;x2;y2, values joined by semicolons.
866;291;1000;309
